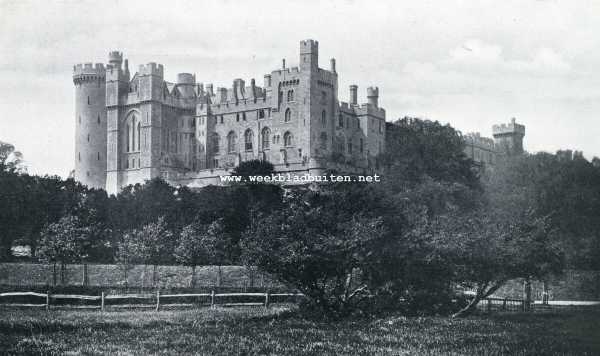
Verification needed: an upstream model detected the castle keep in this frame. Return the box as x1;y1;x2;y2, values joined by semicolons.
74;40;386;194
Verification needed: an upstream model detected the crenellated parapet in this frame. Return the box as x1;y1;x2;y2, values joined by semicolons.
73;63;106;84
492;117;525;136
464;132;495;150
138;62;164;77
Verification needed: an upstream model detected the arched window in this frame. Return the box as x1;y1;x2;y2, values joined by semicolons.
287;90;294;102
137;122;141;151
283;131;292;147
227;131;237;153
244;129;254;151
261;127;271;149
284;108;291;122
126;124;131;152
320;132;328;150
321;110;326;127
212;133;220;153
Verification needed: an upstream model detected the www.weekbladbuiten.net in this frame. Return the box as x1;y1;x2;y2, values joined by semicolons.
220;173;382;184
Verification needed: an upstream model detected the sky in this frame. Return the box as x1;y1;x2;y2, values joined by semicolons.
0;0;599;177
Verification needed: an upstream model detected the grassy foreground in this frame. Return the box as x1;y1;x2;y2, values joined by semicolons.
0;306;599;355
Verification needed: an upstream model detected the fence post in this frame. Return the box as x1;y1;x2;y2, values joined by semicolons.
101;292;105;311
46;290;50;311
211;290;215;308
264;291;270;309
155;290;160;312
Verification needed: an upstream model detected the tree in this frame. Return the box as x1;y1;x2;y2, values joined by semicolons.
115;217;175;288
0;140;26;173
174;220;231;288
242;183;403;317
37;215;101;285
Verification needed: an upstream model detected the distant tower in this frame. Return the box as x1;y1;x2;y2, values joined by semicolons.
492;117;526;155
299;39;319;72
73;62;107;189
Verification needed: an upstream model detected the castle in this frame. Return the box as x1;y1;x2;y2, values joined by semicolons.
463;117;526;166
74;39;525;193
73;40;386;194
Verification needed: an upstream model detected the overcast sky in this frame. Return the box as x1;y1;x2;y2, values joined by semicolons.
1;0;599;177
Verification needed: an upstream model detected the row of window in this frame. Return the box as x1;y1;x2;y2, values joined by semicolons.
212;127;293;154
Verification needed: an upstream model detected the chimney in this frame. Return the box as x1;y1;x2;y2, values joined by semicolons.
349;85;358;105
330;58;336;73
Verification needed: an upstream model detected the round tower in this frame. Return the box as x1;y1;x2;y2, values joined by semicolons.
73;62;107;189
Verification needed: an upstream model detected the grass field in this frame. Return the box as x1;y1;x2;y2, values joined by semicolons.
1;306;599;355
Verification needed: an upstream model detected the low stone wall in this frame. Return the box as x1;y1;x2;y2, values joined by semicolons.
0;263;283;290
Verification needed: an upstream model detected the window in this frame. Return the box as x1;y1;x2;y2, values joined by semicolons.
285;108;291;122
321;91;326;103
283;131;292;147
227;131;237;153
97;152;100;160
357;119;361;129
320;132;328;150
258;109;265;119
87;96;90;105
360;138;364;153
78;152;81;161
212;133;220;153
220;116;224;124
126;124;131;152
379;120;382;133
348;141;353;154
97;115;100;124
244;129;253;151
236;113;240;122
321;110;326;127
243;112;247;121
261;127;271;149
338;114;343;128
287;90;294;102
87;134;90;142
137;122;141;151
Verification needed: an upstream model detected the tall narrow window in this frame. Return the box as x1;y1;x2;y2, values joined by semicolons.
244;129;254;151
87;96;90;105
212;133;220;153
360;138;364;153
283;131;292;147
285;108;291;122
137;122;141;151
321;110;326;127
261;127;271;149
287;90;294;102
97;115;100;124
126;124;131;152
338;114;343;128
97;152;100;160
227;131;237;153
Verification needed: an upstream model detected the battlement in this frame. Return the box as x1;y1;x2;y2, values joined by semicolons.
73;63;106;76
138;63;164;77
492;118;525;136
464;132;495;148
300;39;319;54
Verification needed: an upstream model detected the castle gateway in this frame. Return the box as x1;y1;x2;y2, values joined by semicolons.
73;40;386;194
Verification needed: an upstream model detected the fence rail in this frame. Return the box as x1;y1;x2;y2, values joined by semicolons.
0;290;304;311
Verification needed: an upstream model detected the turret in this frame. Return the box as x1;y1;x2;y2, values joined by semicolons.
73;62;107;189
367;87;379;108
108;51;123;69
330;58;336;73
349;85;358;105
492;117;526;155
299;39;319;72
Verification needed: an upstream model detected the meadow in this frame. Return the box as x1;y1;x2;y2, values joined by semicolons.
1;306;599;355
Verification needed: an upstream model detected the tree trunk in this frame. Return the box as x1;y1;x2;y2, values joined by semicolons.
523;278;532;311
452;281;506;318
190;265;196;289
82;263;88;287
217;266;222;288
542;280;549;305
60;263;66;285
153;265;158;288
52;263;57;287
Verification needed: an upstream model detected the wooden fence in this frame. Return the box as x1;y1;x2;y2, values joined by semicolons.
0;291;303;311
